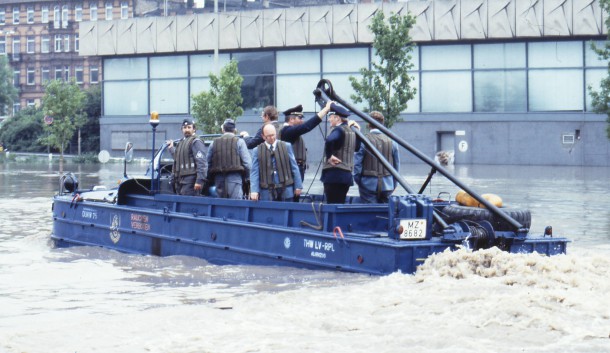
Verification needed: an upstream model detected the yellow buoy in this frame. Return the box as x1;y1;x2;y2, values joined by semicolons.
456;190;502;209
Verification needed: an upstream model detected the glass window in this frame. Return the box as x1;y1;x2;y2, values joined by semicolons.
27;6;34;23
241;75;274;113
13;103;21;114
54;34;62;52
90;66;99;83
0;36;6;55
150;79;189;114
233;52;275;113
13;69;20;87
104;81;148;115
421;45;471;70
12;7;19;25
53;6;60;28
121;2;128;19
41;35;50;53
26;99;35;107
529;69;583;111
150;56;187;78
322;48;368;73
474;43;525;69
0;9;5;25
404;72;419;113
474;70;526;112
585;68;606;111
585;40;606;68
12;37;20;55
421;71;472;112
276;74;320;112
41;67;49;83
27;67;35;85
234;51;274;76
277;50;320;74
26;36;35;53
62;5;69;28
190;78;210;99
75;34;79;53
104;57;147;80
64;66;70;81
64;34;70;52
90;3;98;21
41;6;48;23
75;5;83;22
105;2;113;20
190;53;230;77
75;66;84;84
55;66;62;80
529;41;583;68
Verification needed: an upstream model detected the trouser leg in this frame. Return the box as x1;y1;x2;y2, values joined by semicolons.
324;183;349;204
358;187;377;204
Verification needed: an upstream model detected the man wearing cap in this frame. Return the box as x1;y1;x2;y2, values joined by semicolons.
353;111;400;203
321;103;361;204
241;105;283;149
207;118;252;199
166;118;208;196
280;101;333;183
250;124;302;202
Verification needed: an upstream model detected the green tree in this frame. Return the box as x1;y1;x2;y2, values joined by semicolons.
41;80;86;164
349;11;417;128
74;85;101;153
0;107;45;152
191;60;244;134
0;55;18;116
588;0;610;139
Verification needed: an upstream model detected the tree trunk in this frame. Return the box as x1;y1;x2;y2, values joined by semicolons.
59;142;64;173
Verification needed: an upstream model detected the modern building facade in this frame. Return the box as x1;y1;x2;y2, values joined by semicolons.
82;0;610;166
0;0;135;117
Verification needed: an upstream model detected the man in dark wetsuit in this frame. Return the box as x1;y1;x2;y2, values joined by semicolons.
241;105;283;149
353;111;400;203
166;118;208;196
279;101;332;182
207;119;252;199
321;103;361;204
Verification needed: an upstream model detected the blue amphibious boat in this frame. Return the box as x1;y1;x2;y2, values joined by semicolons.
50;80;568;275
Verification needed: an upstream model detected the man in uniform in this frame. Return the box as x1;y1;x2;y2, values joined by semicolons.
241;105;283;149
207;118;252;199
353;111;400;203
321;103;361;204
250;124;302;202
280;101;332;182
166;118;208;196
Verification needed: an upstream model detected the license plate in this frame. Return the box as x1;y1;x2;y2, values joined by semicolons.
399;219;427;240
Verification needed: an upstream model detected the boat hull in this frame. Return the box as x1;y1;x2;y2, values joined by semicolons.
51;192;568;275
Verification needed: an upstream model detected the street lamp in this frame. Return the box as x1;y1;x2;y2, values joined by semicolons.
149;111;159;193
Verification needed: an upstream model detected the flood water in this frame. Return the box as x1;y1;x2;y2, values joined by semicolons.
0;160;609;353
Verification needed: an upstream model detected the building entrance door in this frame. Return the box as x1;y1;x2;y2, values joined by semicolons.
436;131;455;165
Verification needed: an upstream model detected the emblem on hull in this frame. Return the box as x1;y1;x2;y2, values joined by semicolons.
110;214;120;243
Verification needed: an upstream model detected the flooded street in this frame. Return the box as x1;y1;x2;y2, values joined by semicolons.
0;160;608;353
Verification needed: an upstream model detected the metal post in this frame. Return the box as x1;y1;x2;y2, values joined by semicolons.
149;112;160;193
77;128;81;155
214;0;219;74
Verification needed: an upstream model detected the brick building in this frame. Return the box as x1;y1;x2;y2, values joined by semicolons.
0;0;134;115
